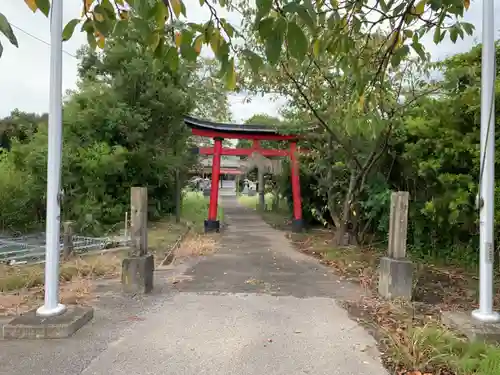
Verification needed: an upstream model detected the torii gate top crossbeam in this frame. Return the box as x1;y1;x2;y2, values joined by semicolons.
184;116;299;141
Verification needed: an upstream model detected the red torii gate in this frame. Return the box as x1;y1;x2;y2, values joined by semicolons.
184;116;305;233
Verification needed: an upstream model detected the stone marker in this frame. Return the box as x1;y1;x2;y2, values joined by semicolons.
378;191;413;300
121;187;154;294
121;254;154;294
258;168;265;211
62;221;74;259
2;305;93;340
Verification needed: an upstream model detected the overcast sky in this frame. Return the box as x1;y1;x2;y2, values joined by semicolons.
0;0;498;121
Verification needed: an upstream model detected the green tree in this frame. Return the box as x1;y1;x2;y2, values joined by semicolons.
0;110;47;150
0;19;231;234
380;42;500;263
236;114;283;149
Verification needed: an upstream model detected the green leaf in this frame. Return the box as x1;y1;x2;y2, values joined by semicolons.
35;0;50;17
390;45;409;68
170;0;182;18
0;13;18;47
216;39;230;64
154;36;165;58
113;19;128;35
450;27;458;43
132;16;151;36
255;0;272;22
352;16;361;33
462;22;474;35
439;29;447;42
148;31;161;51
150;1;169;27
403;29;413;38
433;27;441;44
380;0;389;12
180;43;198;61
100;0;116;18
287;21;308;61
265;28;284;66
393;2;406;16
166;46;179;71
312;39;321;57
225;58;236;90
221;19;234;38
258;17;275;40
242;49;263;74
411;41;426;60
414;0;426;15
62;19;80;42
0;40;3;58
86;31;97;50
180;1;187;17
282;3;315;30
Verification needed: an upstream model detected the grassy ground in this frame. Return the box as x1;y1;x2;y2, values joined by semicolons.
182;191;224;232
0;251;126;315
0;191;222;316
287;230;500;375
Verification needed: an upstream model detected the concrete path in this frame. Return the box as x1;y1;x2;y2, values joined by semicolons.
0;195;388;375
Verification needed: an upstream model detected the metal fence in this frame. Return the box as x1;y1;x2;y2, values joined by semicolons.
0;232;131;265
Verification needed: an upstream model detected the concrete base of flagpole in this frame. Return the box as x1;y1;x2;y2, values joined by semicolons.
442;310;500;344
36;303;67;317
2;305;94;340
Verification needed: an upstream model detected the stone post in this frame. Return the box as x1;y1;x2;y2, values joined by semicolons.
62;221;74;259
258;168;265;211
175;168;181;224
121;187;154;294
378;191;413;300
130;187;148;256
388;191;409;259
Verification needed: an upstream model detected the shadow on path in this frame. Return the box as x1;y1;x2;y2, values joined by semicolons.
175;196;363;299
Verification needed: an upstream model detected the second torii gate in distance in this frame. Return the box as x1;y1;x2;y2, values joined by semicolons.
184;116;305;233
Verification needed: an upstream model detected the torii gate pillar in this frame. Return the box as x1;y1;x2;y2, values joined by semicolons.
290;142;303;232
205;137;223;233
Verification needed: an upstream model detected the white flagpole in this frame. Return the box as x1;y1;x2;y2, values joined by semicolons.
36;0;66;317
472;0;499;323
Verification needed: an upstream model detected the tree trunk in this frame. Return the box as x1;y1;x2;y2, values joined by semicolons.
334;170;357;247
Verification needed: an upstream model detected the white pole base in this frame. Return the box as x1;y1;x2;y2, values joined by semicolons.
472;309;500;323
36;303;66;318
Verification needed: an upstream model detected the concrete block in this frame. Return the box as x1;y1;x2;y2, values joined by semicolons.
203;188;211;197
2;305;93;340
377;256;413;300
121;253;154;294
441;311;500;344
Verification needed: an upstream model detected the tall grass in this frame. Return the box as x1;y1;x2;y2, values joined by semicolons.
182;191;223;231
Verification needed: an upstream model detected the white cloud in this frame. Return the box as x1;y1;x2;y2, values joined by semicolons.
0;0;496;120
